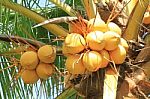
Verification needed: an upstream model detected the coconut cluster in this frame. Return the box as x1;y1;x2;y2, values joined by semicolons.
64;18;129;74
19;45;56;84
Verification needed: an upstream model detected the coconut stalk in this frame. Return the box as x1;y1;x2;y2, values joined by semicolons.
123;0;149;41
103;74;118;99
33;16;78;28
0;35;45;48
103;67;119;99
0;35;63;55
126;0;138;16
0;0;68;36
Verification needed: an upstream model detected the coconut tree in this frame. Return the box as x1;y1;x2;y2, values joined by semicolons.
0;0;150;99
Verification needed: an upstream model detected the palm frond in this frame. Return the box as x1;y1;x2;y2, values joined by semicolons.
33;16;78;28
0;0;69;36
49;0;77;16
123;0;149;40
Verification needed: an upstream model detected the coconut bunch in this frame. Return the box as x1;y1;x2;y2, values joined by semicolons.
63;17;129;74
19;45;56;84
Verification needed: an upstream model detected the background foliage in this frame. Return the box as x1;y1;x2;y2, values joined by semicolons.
0;0;81;98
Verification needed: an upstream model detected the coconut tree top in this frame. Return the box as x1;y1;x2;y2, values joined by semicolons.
0;0;150;99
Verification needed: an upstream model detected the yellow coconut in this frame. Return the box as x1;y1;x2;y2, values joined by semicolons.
99;50;110;68
65;54;86;74
88;18;108;32
86;31;105;51
20;51;39;70
143;12;150;24
21;69;39;84
104;31;121;51
36;63;53;80
120;38;129;51
64;33;86;54
82;51;102;72
38;45;56;63
108;22;122;36
109;45;126;64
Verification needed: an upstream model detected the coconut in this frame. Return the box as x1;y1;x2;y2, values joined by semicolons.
38;45;56;63
108;22;122;36
120;38;129;51
104;31;121;51
64;33;86;54
21;69;39;84
20;51;39;70
82;51;102;72
109;45;126;64
65;54;86;74
88;18;108;32
36;62;53;80
86;31;105;51
99;50;110;68
143;12;150;24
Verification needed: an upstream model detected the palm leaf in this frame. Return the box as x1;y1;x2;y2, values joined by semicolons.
49;0;77;16
0;0;69;36
33;16;78;28
56;87;77;99
123;0;149;40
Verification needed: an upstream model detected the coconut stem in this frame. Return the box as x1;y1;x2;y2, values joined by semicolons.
103;68;119;99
